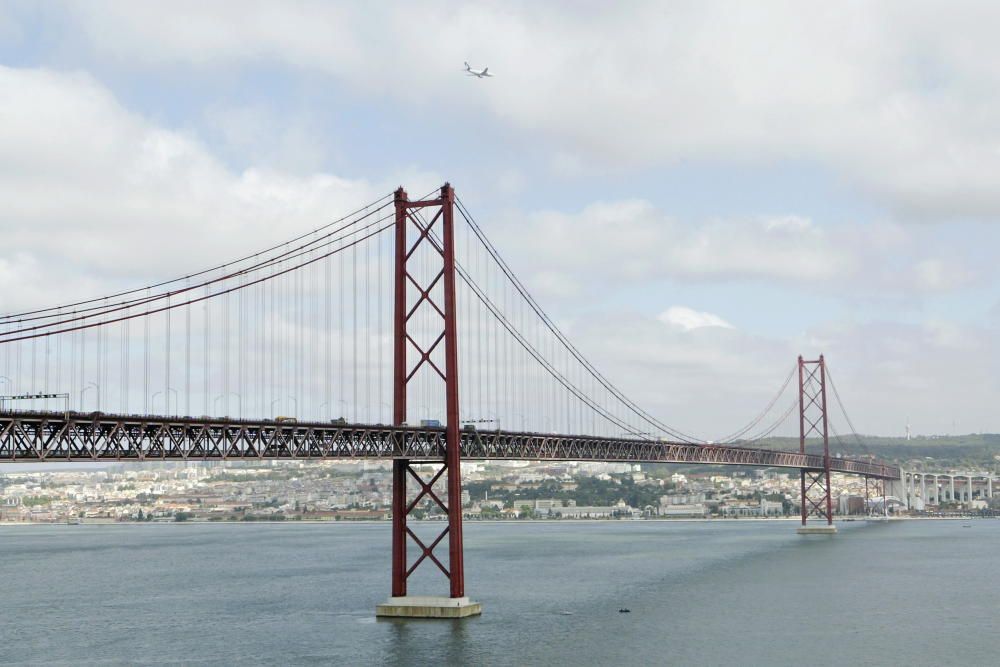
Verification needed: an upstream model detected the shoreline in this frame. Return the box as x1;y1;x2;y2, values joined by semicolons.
1;515;993;526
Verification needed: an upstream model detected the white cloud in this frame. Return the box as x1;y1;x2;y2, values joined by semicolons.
0;65;439;312
911;258;974;292
564;310;1000;437
659;306;733;332
510;200;849;286
493;198;976;299
564;310;790;439
201;104;332;174
51;1;1000;219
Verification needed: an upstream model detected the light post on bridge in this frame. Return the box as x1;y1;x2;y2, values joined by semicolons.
512;413;527;431
0;376;11;411
213;393;241;417
152;388;179;416
81;381;100;412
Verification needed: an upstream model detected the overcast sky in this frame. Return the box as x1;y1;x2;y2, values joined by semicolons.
1;1;998;438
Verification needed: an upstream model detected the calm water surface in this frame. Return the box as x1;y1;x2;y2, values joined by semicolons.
0;520;996;666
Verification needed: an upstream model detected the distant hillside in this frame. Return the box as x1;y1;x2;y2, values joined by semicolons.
746;434;1000;468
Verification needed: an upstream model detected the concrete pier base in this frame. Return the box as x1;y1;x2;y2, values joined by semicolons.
797;525;838;535
376;596;482;619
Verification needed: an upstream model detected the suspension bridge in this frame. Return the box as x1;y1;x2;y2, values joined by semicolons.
0;184;899;618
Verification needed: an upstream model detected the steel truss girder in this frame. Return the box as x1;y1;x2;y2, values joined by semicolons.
0;411;900;480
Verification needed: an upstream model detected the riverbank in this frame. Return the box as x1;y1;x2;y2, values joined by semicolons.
2;514;994;526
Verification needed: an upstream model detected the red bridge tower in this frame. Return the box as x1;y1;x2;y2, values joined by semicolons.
375;184;482;618
797;355;837;535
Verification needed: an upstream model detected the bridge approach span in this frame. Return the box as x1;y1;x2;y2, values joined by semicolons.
0;411;898;480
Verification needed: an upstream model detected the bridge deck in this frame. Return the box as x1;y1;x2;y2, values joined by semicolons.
0;411;899;479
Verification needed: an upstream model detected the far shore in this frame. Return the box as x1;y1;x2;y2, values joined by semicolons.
1;515;993;527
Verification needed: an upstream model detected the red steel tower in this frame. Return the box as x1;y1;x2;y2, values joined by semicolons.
376;184;481;618
797;354;836;534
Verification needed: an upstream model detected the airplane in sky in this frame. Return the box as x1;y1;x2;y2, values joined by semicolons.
464;61;493;78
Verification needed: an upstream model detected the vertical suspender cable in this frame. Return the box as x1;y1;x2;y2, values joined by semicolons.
223;280;229;416
204;282;210;416
55;311;62;402
143;288;149;414
124;309;130;414
238;271;244;418
378;227;383;422
268;262;274;417
365;234;370;422
352;241;357;421
339;236;344;418
185;282;190;417
165;294;172;414
325;245;332;419
30;338;35;407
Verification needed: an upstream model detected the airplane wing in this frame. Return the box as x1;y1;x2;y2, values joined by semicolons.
462;64;492;78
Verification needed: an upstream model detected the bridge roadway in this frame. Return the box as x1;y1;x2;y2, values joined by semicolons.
0;410;899;479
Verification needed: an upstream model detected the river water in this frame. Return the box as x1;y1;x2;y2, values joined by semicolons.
0;520;996;666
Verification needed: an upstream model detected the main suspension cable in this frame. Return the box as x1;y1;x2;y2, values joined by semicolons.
456;198;701;443
0;192;394;321
0;222;395;344
1;205;393;333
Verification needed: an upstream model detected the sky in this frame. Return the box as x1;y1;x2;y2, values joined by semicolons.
1;1;998;438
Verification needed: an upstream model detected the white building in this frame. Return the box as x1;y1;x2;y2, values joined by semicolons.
661;504;708;518
559;500;637;518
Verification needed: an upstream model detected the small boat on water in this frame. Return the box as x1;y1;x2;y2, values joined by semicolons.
618;608;631;614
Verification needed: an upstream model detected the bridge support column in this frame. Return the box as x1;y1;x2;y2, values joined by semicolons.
377;184;481;619
390;459;408;597
796;355;836;535
864;476;869;515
